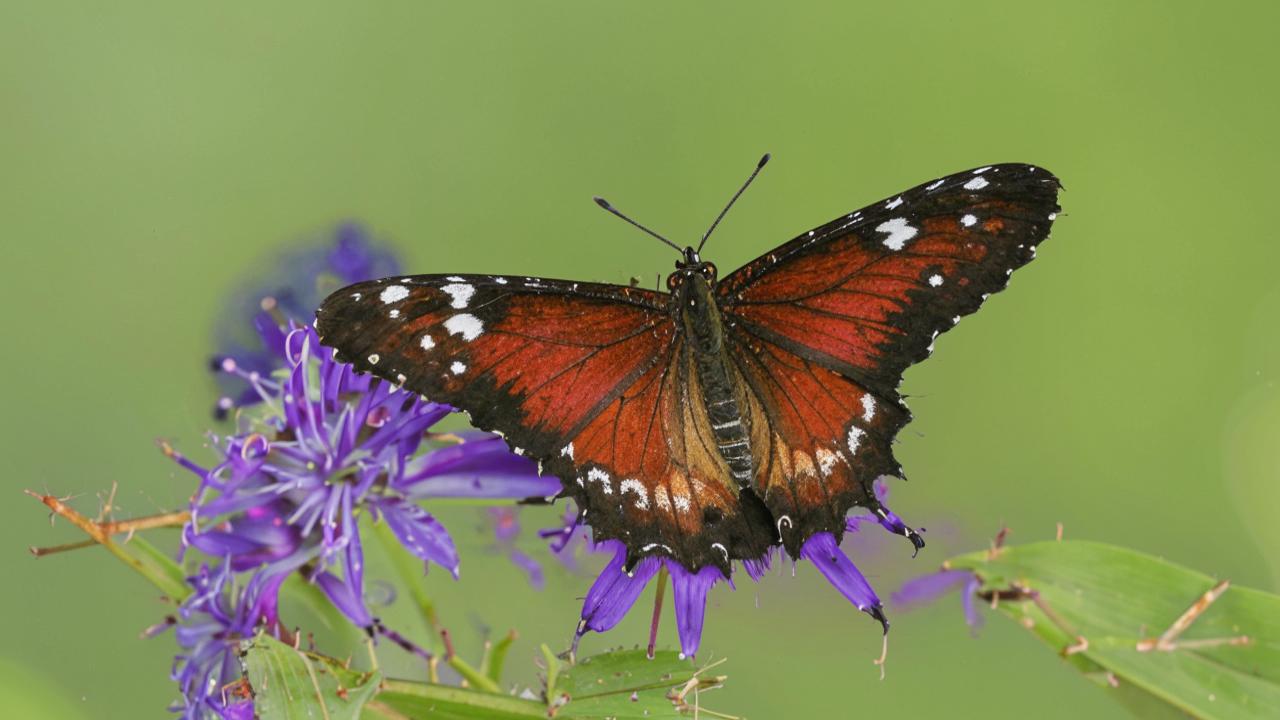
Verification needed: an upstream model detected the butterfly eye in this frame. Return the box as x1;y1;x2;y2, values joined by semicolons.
701;263;717;280
667;273;682;291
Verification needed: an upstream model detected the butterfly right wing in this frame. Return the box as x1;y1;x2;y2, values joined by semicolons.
316;274;774;574
714;164;1060;550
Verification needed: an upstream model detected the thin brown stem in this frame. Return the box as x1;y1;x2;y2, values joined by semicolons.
647;565;670;659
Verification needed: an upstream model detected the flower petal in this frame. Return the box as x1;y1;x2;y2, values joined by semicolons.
800;532;887;632
398;435;560;499
891;569;973;610
377;499;460;577
579;541;659;634
315;570;372;627
668;562;724;658
961;573;985;633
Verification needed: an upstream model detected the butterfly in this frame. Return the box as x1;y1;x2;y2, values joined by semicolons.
315;157;1060;584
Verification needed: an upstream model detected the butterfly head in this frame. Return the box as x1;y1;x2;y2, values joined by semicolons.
667;247;718;292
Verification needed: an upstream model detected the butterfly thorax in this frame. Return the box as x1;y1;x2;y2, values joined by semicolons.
671;253;754;487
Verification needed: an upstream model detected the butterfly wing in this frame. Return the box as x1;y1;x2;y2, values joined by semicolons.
718;163;1061;549
316;274;774;574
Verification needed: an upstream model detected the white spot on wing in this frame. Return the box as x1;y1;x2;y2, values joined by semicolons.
368;353;380;365
494;277;508;284
388;309;400;318
441;283;475;309
1048;212;1057;221
420;334;435;350
379;285;409;304
444;313;484;341
847;426;865;455
964;177;989;191
450;361;466;375
587;468;613;494
925;179;945;191
672;494;691;513
875;217;918;251
928;274;944;287
815;448;840;477
961;214;977;227
446;276;465;282
885;196;904;210
620;479;649;510
560;443;574;460
712;543;729;563
973;166;992;174
860;394;876;422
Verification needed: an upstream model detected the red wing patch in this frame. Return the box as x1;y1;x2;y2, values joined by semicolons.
727;330;907;555
316;275;673;458
541;340;775;574
720;163;1061;395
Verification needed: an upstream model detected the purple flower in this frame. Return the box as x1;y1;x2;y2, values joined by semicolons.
210;223;400;419
892;569;985;633
174;323;560;629
535;501;589;572
169;563;283;719
574;479;922;658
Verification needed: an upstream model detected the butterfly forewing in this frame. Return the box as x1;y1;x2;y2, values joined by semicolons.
317;275;671;453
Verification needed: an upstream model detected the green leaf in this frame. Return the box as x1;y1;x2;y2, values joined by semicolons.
554;649;737;719
241;632;381;720
115;534;190;601
945;540;1280;719
366;680;546;720
366;648;738;720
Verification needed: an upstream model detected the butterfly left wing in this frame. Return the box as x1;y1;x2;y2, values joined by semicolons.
316;275;675;461
717;163;1061;550
316;275;776;575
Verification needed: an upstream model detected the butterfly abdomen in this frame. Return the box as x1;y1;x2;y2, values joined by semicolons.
679;273;755;487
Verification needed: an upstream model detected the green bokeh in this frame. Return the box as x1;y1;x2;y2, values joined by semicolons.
4;2;1276;717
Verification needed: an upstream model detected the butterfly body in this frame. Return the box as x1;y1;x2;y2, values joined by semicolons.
316;162;1061;579
670;250;756;489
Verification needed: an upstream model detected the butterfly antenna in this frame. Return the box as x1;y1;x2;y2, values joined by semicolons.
697;153;770;253
593;197;683;253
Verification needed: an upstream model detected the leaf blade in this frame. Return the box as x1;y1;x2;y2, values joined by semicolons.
945;540;1280;719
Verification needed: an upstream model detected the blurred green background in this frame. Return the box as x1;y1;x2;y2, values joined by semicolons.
4;1;1278;717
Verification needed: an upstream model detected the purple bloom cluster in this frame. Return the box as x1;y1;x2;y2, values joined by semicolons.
164;228;559;717
575;479;917;658
169;563;279;720
210;223;400;419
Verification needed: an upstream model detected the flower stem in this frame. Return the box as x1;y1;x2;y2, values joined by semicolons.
25;490;189;601
29;508;190;556
647;565;669;659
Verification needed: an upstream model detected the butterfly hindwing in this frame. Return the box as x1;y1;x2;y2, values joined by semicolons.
719;163;1060;537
